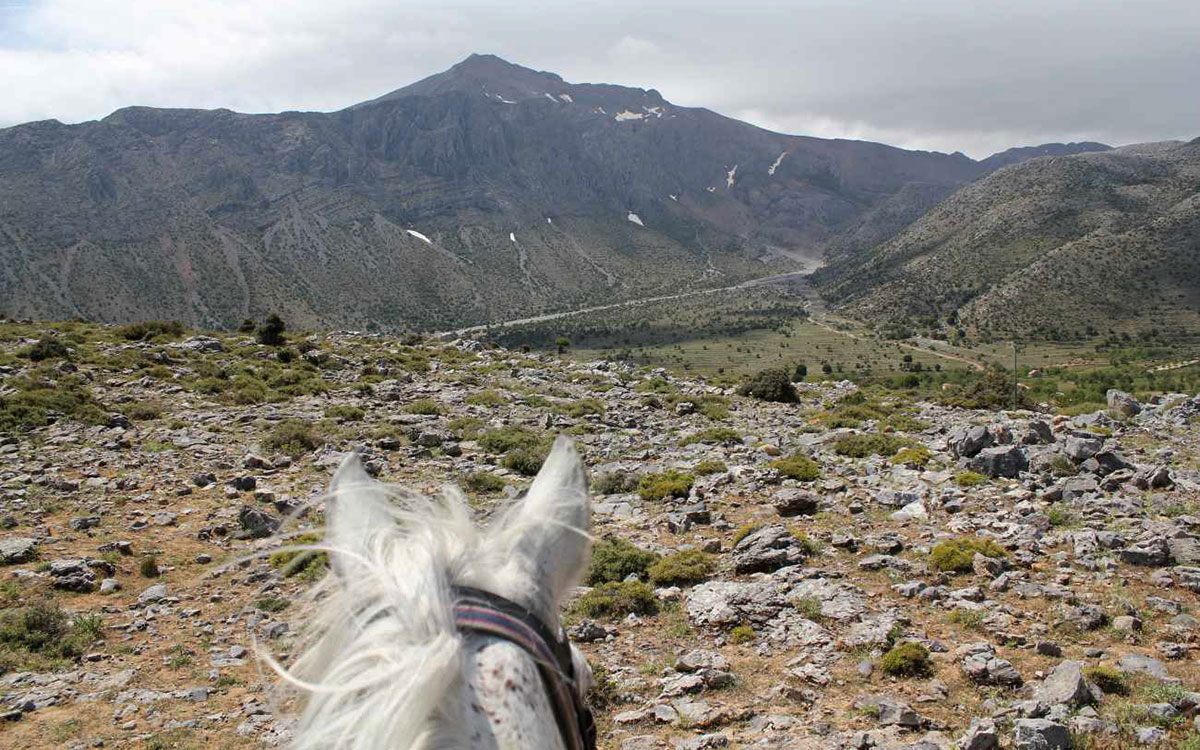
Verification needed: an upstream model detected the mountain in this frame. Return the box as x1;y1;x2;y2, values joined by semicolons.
0;54;1005;331
816;140;1200;340
977;141;1112;172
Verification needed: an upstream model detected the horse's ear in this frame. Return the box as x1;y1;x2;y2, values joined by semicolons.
326;452;394;579
493;437;591;618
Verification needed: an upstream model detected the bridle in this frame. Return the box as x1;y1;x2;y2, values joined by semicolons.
452;586;597;750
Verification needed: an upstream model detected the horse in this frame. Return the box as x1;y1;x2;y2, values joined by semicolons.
269;436;596;750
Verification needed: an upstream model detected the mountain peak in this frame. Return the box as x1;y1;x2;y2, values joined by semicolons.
364;53;566;106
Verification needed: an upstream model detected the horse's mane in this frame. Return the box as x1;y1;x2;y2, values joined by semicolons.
267;449;589;750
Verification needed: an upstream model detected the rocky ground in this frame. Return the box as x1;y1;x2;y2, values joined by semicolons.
1;322;1199;749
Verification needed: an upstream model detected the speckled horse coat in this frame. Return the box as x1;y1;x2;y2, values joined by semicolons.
273;437;593;750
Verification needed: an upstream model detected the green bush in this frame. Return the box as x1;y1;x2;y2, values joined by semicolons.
502;447;547;476
738;367;799;403
262;419;324;456
269;532;328;581
466;390;508;407
586;539;660;585
0;372;109;433
1084;666;1129;696
834;433;911;458
731;523;761;547
880;641;932;677
890;446;932;468
22;336;71;362
404;399;441;415
556;398;605;418
463;471;506;494
324;405;365;422
730;625;755;644
478;426;545;454
122;400;164;421
770;453;820;481
929;536;1007;573
954;471;986;487
647;550;715;586
116;320;184;342
257;314;287;346
0;601;98;674
636;470;695;502
681;427;741;446
573;581;658;618
693;459;728;476
255;598;290;613
139;556;160;578
592;472;637;495
587;663;621;712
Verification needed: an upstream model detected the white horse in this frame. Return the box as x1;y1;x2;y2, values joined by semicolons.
272;436;595;750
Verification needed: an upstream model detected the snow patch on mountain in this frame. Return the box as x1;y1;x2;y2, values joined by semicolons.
726;165;738;189
627;212;644;226
768;151;788;175
407;229;432;244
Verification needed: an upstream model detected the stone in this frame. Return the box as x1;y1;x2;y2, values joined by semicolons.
1131;465;1173;490
1118;654;1168;679
731;525;804;574
772;489;818;517
959;718;1000;750
1035;661;1092;707
948;426;992;459
969;445;1028;479
675;650;729;673
1011;718;1070;750
237;505;280;539
0;537;38;564
1107;389;1142;417
1064;436;1103;463
138;584;168;605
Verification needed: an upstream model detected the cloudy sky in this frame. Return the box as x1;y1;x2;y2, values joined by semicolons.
1;0;1196;157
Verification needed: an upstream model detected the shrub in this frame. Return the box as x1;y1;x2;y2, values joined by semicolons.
478;426;544;454
22;336;71;362
693;459;728;476
466;390;508;407
681;427;741;446
116;320;184;341
795;596;824;622
256;314;286;346
834;433;911;458
556;398;605;418
269;533;328;580
587;663;621;712
122;401;163;421
890;446;932;468
738;367;799;403
1083;666;1129;696
0;601;97;673
884;414;930;432
463;471;506;494
139;556;160;578
770;453;820;481
592;472;637;495
880;641;932;677
586;539;660;585
405;399;441;415
648;550;715;586
731;523;761;547
262;419;324;456
954;471;986;487
1046;506;1075;527
324;405;365;422
0;372;109;433
929;536;1007;573
730;624;755;644
948;610;985;631
573;581;658;618
255;598;290;613
636;470;694;502
502;447;547;476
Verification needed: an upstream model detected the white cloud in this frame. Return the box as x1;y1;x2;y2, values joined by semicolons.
1;0;1197;157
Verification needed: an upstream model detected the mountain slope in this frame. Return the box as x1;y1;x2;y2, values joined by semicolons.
0;54;997;330
817;141;1200;339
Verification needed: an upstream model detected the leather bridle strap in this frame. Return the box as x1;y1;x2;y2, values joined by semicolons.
451;586;596;750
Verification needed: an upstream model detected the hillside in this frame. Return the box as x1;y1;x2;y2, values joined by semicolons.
816;140;1200;340
0;54;997;332
1;320;1199;749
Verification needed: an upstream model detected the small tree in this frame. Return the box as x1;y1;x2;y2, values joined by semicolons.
555;337;570;354
738;367;799;403
792;363;807;382
238;319;256;333
257;314;286;346
821;362;833;375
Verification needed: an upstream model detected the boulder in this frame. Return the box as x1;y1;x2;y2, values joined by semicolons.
0;537;38;565
772;489;818;517
948;426;992;459
1063;436;1102;463
237;505;280;539
969;445;1028;479
1035;661;1093;707
960;718;1000;750
732;525;804;574
1107;389;1142;418
1011;718;1071;750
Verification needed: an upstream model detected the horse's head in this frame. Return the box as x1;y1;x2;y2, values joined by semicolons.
283;436;594;750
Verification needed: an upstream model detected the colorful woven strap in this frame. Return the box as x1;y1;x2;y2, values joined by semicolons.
452;586;594;750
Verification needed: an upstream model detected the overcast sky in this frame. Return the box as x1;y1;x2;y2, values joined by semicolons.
1;0;1196;158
